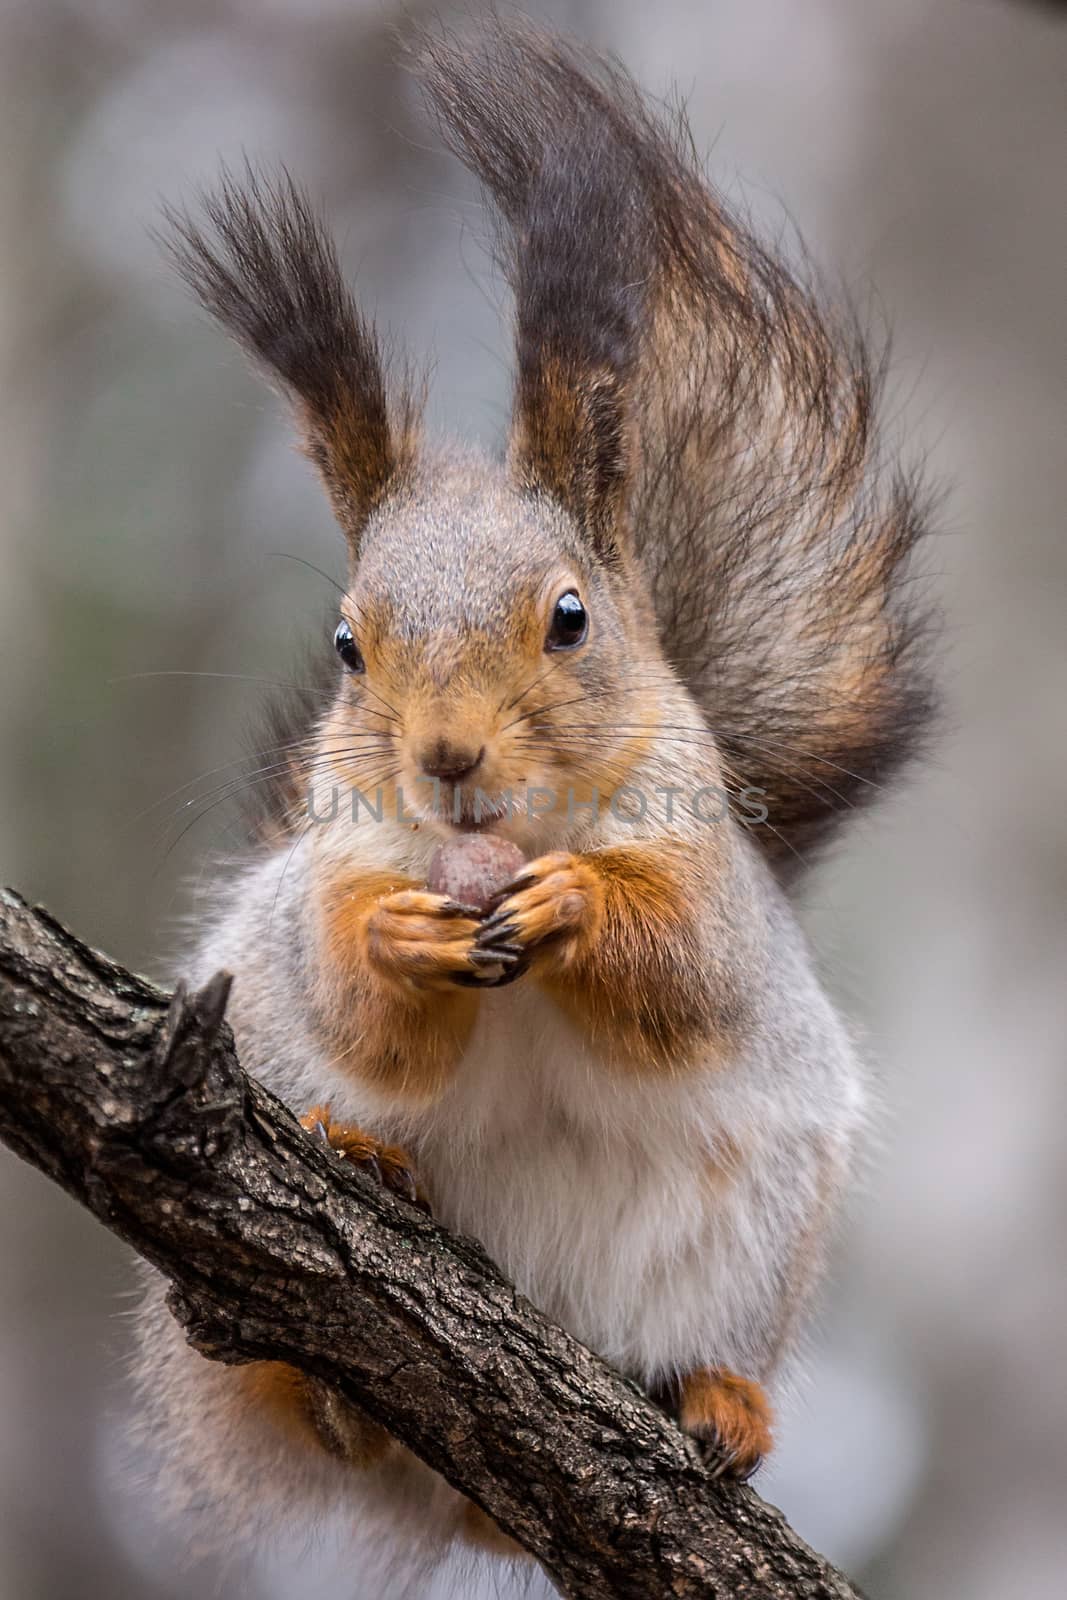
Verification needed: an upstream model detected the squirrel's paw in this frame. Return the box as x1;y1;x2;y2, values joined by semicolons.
301;1105;429;1211
476;852;602;974
679;1367;774;1480
242;1360;393;1468
364;888;520;991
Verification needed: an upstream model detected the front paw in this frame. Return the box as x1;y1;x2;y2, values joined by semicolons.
679;1367;774;1481
475;852;602;976
301;1105;428;1211
364;889;520;991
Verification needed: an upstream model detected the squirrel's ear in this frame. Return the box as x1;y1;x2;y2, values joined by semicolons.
163;168;418;556
508;132;646;566
417;27;651;568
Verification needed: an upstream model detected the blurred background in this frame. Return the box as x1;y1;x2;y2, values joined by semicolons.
0;1;1064;1596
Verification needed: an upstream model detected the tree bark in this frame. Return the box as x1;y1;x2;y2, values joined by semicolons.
0;887;863;1600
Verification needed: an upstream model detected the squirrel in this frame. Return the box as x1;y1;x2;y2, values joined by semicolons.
132;17;933;1583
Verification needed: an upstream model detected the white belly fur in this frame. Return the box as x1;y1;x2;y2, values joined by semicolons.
334;978;812;1388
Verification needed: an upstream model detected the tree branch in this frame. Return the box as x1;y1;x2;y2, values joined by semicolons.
0;888;862;1600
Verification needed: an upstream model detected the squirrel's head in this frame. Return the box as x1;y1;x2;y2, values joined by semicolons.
320;456;661;845
166;149;665;847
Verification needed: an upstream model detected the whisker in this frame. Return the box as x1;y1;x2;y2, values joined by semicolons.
152;736;394;850
538;727;850;812
354;680;405;726
132;744;310;827
542;719;879;797
271;551;346;596
500;656;568;716
269;815;315;937
502;689;625;733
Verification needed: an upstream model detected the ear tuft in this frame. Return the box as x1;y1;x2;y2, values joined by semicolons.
417;26;652;563
162;165;418;545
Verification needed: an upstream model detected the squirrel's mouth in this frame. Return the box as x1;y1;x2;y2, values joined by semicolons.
420;776;512;834
448;793;511;833
411;770;548;840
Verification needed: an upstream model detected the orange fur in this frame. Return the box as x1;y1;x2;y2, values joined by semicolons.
512;356;633;546
300;1104;427;1209
315;572;655;836
237;1361;393;1467
240;1360;320;1447
303;387;419;540
679;1367;774;1479
314;868;479;1102
488;846;740;1072
483;851;605;967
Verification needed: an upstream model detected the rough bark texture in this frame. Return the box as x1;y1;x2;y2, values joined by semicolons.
0;888;863;1600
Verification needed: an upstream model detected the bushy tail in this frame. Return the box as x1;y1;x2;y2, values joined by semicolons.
416;21;935;875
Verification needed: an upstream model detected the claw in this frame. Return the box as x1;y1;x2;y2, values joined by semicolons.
312;1119;330;1142
439;899;483;919
468;947;520;967
478;916;520;945
382;1163;418;1206
501;868;538;894
478;904;516;935
705;1443;760;1481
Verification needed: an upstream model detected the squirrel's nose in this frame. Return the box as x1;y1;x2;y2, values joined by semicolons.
416;740;485;783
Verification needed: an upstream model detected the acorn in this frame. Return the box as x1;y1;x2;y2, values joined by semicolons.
427;834;526;914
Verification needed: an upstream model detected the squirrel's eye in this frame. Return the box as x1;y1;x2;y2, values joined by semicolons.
334;619;365;673
546;590;588;651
